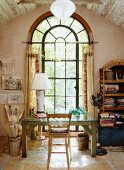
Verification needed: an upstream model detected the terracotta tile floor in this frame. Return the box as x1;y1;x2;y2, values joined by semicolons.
0;137;124;170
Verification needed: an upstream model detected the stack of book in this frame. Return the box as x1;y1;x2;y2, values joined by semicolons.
33;113;47;119
100;112;115;127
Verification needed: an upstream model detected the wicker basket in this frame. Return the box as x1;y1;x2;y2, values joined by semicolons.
8;136;21;156
105;70;114;80
77;133;89;150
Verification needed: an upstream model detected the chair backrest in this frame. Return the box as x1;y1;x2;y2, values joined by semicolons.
46;113;72;133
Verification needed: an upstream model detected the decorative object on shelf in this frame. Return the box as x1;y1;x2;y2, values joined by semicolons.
116;70;124;80
32;73;51;113
105;70;114;80
50;0;76;22
2;75;22;90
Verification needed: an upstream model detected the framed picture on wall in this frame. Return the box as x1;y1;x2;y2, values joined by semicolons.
0;58;15;74
2;75;22;90
0;94;8;104
8;92;24;104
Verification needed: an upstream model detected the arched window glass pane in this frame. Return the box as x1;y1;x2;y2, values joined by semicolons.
45;62;54;78
71;20;84;33
45;44;55;60
32;30;43;42
56;61;65;78
47;16;60;26
37;20;50;33
66;62;76;78
64;17;74;27
79;61;82;78
66;79;76;96
50;27;71;38
56;38;65;60
79;44;83;60
77;30;88;42
65;32;76;43
66;44;76;60
45;32;56;42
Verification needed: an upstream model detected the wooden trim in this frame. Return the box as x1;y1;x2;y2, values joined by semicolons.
103;59;124;70
28;11;93;43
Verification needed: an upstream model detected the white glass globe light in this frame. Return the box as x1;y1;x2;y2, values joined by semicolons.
50;0;76;22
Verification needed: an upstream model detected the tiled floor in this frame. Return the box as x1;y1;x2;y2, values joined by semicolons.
0;136;124;170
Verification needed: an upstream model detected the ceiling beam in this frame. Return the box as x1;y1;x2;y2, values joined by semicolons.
17;0;100;5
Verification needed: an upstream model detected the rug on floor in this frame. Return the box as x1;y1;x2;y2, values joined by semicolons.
1;138;124;170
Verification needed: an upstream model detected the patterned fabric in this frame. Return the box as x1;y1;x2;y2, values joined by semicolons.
26;44;41;113
50;128;68;133
82;44;94;117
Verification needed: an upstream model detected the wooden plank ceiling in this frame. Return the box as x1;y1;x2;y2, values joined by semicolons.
0;0;124;29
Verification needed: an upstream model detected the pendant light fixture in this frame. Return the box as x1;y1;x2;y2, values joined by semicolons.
50;0;76;22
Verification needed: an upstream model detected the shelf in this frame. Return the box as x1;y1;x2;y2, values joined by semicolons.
100;125;124;128
104;93;124;97
100;80;124;84
99;60;124;146
101;107;124;111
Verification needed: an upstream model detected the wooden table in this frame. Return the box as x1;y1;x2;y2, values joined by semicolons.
21;117;97;158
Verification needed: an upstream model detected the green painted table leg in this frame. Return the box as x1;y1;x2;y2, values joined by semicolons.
22;122;27;158
91;122;97;157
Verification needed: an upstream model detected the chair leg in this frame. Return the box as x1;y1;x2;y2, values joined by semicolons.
47;137;52;170
65;137;70;170
68;136;72;161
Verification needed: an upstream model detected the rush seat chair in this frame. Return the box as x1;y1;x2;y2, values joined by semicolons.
46;113;72;170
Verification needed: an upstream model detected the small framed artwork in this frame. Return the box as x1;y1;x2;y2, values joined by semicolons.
0;94;8;104
0;58;15;74
2;75;22;90
8;92;24;104
116;70;124;80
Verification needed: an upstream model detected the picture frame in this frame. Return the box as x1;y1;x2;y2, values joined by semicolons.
0;58;15;74
0;94;8;104
116;70;124;80
2;75;22;90
8;92;24;104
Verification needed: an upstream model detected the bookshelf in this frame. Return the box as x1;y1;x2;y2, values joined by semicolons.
99;59;124;146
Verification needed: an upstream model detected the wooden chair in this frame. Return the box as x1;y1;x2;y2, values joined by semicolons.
46;113;72;170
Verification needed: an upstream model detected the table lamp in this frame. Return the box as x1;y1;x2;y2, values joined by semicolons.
32;73;51;113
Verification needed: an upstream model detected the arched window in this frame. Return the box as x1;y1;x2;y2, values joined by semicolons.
28;12;94;123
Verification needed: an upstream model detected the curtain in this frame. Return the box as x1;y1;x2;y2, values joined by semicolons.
82;44;95;117
26;44;41;114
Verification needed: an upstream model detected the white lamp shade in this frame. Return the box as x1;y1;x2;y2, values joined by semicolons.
32;73;51;90
50;0;76;22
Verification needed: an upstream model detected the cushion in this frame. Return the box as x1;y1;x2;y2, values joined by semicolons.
50;128;68;133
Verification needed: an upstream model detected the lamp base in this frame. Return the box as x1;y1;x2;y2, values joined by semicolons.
96;146;107;156
37;111;45;113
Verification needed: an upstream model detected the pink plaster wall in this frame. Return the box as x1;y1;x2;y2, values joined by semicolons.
0;5;124;135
